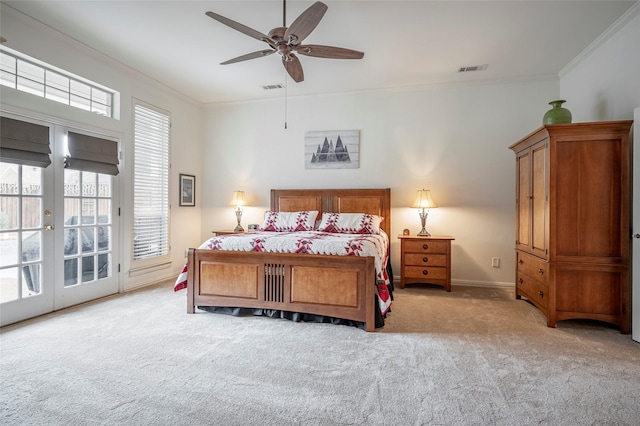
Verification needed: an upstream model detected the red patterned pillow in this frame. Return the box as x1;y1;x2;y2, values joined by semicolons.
261;211;319;232
317;213;383;234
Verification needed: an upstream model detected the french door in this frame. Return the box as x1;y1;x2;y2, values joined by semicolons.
0;122;119;326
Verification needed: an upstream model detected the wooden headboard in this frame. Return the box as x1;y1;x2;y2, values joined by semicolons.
270;188;391;235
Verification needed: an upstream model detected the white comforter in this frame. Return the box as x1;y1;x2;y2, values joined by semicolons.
174;230;391;314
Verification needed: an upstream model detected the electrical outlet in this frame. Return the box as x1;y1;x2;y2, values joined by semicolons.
492;257;500;268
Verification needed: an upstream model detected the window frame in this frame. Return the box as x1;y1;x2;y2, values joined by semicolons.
130;100;171;272
0;46;118;119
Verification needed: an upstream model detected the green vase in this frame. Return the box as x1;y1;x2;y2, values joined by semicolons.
542;100;572;124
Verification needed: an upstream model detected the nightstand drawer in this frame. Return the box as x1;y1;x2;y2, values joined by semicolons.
404;240;448;254
404;266;447;281
404;253;448;267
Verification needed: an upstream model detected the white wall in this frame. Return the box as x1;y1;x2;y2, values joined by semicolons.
201;4;640;288
201;79;559;287
560;4;640;121
0;5;204;291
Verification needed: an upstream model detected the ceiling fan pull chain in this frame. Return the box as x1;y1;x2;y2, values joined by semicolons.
284;67;288;130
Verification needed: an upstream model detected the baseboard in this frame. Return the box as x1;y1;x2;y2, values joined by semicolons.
124;275;177;292
392;279;514;289
452;279;514;289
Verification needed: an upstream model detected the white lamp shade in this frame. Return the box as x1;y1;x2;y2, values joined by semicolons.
411;189;438;209
229;191;247;207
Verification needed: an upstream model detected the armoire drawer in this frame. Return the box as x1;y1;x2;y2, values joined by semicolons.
516;251;547;281
517;273;548;310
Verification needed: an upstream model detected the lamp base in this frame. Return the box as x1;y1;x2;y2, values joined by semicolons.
234;209;244;232
417;228;431;237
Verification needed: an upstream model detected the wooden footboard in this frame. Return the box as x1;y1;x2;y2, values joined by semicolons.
186;249;377;331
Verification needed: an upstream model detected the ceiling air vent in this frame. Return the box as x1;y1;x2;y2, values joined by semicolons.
458;64;488;73
262;84;284;90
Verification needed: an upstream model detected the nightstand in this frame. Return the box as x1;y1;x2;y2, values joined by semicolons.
398;235;455;291
212;230;245;236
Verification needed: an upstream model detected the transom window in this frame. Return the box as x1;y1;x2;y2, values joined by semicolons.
0;47;118;118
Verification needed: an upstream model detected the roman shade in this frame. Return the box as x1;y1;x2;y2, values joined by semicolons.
64;131;119;175
0;116;51;168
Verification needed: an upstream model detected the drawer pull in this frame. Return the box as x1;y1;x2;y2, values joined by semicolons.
538;268;544;275
518;278;523;284
538;290;544;298
519;259;524;265
422;270;428;275
422;244;429;250
422;257;429;263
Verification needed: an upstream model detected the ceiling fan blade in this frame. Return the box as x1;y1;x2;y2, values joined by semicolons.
296;45;364;60
205;11;273;44
283;54;304;83
284;1;328;45
221;49;275;65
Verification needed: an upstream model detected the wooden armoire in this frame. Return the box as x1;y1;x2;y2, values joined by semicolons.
510;121;633;333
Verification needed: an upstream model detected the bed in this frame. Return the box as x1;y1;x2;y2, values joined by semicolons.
174;188;392;331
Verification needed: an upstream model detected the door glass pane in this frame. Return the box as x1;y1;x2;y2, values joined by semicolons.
98;199;110;224
82;172;96;196
22;231;41;263
22;167;42;195
82;199;95;225
0;163;19;194
22;198;41;229
64;258;78;287
98;174;111;197
64;198;79;225
0;232;18;267
0;267;20;303
22;263;40;296
0;197;18;230
82;227;94;253
82;256;94;282
98;254;109;279
98;226;109;251
64;228;78;256
64;169;80;196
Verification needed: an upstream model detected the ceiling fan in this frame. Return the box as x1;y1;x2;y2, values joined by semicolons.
205;1;364;83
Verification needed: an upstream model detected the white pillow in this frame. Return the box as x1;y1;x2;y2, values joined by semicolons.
317;213;383;234
261;211;319;232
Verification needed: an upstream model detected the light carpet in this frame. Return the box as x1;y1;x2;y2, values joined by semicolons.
1;281;639;425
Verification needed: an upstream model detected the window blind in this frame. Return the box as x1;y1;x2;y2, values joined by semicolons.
0;116;51;167
133;104;170;261
65;132;119;175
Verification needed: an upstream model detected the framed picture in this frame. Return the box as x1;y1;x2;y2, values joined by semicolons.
179;174;195;207
304;130;360;169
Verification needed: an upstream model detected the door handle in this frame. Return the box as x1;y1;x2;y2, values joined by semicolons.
633;233;640;239
44;224;55;231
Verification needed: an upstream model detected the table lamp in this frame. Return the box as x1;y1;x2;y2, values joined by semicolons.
411;189;438;236
229;190;247;232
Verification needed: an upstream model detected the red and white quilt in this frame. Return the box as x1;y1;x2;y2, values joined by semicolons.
174;230;391;314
